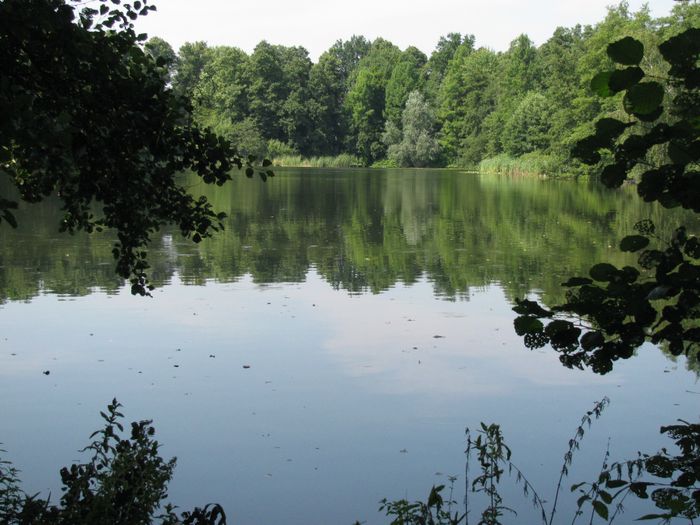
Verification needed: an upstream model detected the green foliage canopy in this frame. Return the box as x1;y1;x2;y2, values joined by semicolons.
0;0;268;296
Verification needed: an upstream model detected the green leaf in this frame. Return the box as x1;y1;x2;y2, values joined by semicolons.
637;514;668;521
605;479;628;489
620;235;650;252
514;316;544;336
592;500;609;520
623;82;664;116
262;158;272;167
590;71;614;97
599;490;613;504
607;37;644;65
590;263;618;282
609;67;644;92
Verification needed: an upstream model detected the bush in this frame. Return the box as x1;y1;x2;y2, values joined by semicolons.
266;139;297;159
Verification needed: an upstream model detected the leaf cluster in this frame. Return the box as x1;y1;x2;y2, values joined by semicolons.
513;29;700;374
0;0;271;296
572;420;700;523
378;484;464;525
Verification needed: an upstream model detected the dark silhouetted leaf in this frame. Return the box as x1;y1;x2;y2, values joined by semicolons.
609;67;644;92
581;331;604;351
606;479;628;489
624;82;664;115
601;163;627;188
562;277;593;287
592;500;609;520
595;118;631;140
590;263;618;282
513;298;552;317
514;316;544;336
607;36;644;65
620;235;650;252
572;136;602;164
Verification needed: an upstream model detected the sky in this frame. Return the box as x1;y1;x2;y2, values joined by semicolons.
134;0;677;61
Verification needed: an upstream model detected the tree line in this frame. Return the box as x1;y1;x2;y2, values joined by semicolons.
145;1;698;171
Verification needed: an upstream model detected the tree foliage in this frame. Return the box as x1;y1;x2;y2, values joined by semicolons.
148;3;698;170
0;0;270;296
513;28;700;373
384;91;440;167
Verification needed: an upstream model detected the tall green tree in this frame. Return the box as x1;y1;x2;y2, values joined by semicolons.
144;36;177;83
278;46;314;154
384;47;427;128
243;41;288;142
345;38;401;164
307;53;348;155
438;47;498;166
501;92;552;156
424;33;475;103
479;34;538;156
192;46;249;136
172;41;211;99
326;35;372;88
346;67;387;164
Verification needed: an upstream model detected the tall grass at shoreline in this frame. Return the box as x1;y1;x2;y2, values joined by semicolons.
272;153;362;168
479;152;562;177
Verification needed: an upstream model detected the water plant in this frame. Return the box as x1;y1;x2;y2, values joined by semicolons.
0;399;225;525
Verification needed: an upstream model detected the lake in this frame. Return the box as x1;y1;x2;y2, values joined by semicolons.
1;168;698;524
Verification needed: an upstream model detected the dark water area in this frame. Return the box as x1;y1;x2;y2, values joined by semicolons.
1;168;698;524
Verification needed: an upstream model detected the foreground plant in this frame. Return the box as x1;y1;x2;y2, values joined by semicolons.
459;398;698;524
0;399;225;525
572;419;700;523
465;398;610;525
377;481;464;525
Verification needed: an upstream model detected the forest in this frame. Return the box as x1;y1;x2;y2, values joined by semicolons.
144;1;699;173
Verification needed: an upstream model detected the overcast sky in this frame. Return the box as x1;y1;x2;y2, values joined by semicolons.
135;0;677;61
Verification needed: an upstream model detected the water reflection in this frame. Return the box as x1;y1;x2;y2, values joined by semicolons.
1;169;696;305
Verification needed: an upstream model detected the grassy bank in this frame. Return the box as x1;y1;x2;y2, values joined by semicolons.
272;153;362;168
479;152;567;178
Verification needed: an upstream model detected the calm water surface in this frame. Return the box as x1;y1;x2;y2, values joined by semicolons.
1;168;698;524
